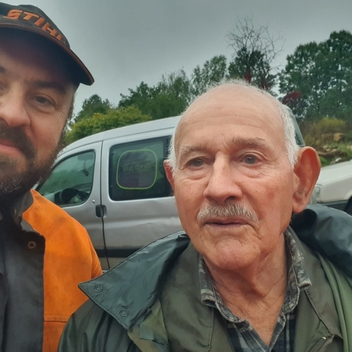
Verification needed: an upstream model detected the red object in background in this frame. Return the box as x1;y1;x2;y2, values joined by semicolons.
244;71;251;82
282;91;301;106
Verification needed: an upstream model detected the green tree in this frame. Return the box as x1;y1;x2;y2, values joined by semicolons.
119;57;231;120
119;70;190;119
226;18;283;90
191;55;227;97
74;94;112;123
228;47;276;90
280;30;352;120
157;69;191;116
65;106;151;144
118;82;157;116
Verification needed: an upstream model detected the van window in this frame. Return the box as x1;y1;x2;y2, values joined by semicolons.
37;151;95;207
109;137;171;201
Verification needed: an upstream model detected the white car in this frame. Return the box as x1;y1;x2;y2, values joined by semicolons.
313;160;352;214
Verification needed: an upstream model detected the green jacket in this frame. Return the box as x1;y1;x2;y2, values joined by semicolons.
59;224;352;351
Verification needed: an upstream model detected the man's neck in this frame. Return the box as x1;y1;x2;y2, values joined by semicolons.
205;235;288;345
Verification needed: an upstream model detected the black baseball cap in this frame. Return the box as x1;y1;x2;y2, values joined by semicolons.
0;2;94;85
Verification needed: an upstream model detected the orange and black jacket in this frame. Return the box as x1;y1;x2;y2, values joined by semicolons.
23;190;102;352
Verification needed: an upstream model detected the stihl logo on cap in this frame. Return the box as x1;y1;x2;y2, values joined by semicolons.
4;9;64;42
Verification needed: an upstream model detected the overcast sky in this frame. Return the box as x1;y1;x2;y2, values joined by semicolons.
6;0;352;115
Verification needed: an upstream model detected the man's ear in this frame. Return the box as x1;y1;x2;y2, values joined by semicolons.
292;147;321;213
164;160;175;190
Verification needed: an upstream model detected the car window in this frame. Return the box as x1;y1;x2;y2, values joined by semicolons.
37;150;95;207
109;137;171;201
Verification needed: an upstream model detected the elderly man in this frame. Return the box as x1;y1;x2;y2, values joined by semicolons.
59;81;352;351
0;3;101;352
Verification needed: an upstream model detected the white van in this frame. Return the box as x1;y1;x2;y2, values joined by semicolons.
36;116;183;269
36;112;304;270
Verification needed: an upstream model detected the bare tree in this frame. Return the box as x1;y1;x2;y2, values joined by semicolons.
227;17;284;90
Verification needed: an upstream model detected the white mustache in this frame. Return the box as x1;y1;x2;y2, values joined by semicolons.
197;204;258;224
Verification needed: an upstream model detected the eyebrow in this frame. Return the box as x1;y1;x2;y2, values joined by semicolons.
179;145;199;155
0;64;66;95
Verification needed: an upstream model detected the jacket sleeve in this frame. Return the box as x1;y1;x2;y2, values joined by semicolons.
291;204;352;278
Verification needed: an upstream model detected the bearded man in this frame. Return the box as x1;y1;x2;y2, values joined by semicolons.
0;3;101;351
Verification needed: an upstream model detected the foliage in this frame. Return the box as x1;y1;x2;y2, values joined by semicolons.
341;130;352;143
319;156;329;167
335;144;352;161
118;57;230;120
318;143;352;164
280;30;352;120
159;70;191;101
320;117;346;133
228;47;276;90
119;82;160;117
65;106;151;144
74;94;112;123
226;18;283;90
191;55;227;97
119;71;190;120
157;70;191;116
300;117;346;146
299;118;352;165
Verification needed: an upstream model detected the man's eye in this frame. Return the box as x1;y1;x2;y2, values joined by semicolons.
35;96;53;106
243;155;258;164
188;158;204;167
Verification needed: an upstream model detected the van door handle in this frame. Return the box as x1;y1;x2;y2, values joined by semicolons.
95;205;107;218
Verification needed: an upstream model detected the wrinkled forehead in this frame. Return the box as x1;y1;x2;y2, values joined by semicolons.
175;85;284;146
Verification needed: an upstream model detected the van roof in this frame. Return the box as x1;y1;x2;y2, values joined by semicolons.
63;115;182;152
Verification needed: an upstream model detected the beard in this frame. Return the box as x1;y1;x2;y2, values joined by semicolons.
0;122;65;201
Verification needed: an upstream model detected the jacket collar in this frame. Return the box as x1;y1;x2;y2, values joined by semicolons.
79;231;190;330
292;204;352;277
291;227;342;340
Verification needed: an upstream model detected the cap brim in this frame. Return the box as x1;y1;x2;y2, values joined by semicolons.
0;23;94;85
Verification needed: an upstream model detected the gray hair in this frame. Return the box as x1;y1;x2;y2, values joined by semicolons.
166;79;300;172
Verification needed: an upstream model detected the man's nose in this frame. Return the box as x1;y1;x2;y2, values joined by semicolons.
203;158;243;204
0;88;30;128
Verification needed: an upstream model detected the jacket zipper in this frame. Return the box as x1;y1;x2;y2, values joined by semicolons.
307;336;331;352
